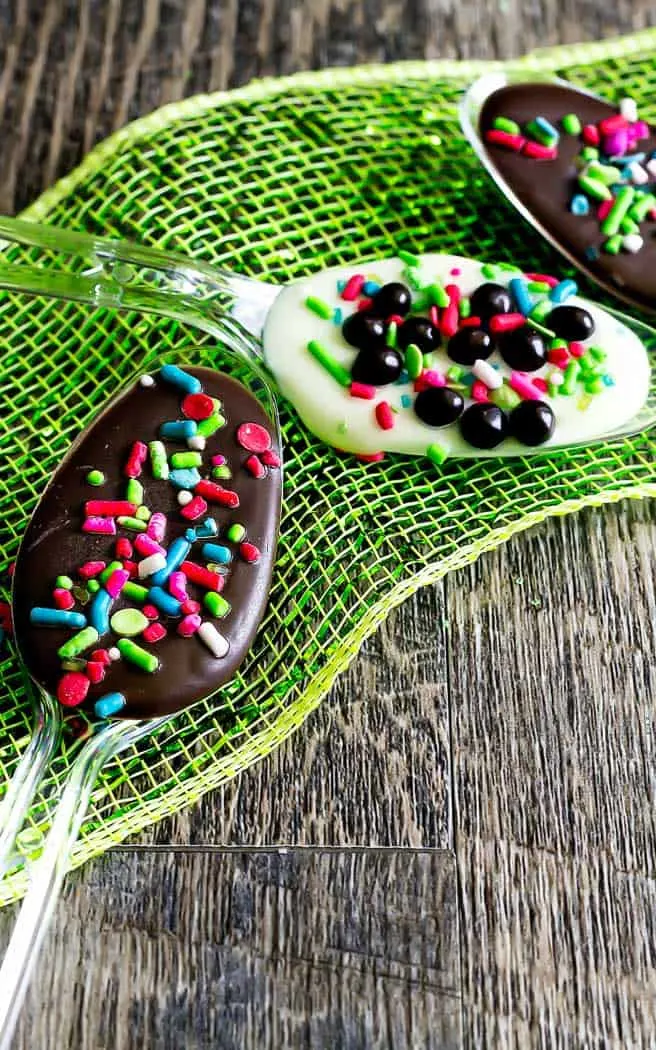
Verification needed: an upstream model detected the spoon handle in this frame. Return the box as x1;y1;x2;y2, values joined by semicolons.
0;715;169;1049
0;690;62;879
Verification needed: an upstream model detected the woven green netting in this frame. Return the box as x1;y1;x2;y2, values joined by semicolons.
2;31;656;905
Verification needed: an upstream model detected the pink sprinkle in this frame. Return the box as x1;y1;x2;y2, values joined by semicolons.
375;401;395;430
83;517;116;536
510;372;541;400
597;199;613;221
105;569;129;599
569;341;585;358
633;120;649;140
440;285;460;337
124;440;148;479
489;313;525;333
143;622;167;643
177;614;202;637
86;661;105;685
532;377;548;393
181;599;200;615
53;588;74;610
356;297;373;312
429;305;439;326
350;382;376;400
211;454;226;467
485;129;525;152
115;538;133;560
524;273;559;288
135;533;166;557
78;560;106;579
147;512;167;543
582;124;600;146
387;314;405;326
450;267;461;276
341;274;365;301
414;369;446;392
522;141;557;160
142;605;160;621
244;455;266;479
599;114;627;135
181;495;208;521
168;571;188;602
260;448;281;468
603;129;628;156
236;422;272;453
239;542;261;564
650;208;656;221
471;380;489;402
355;451;385;463
460;315;483;328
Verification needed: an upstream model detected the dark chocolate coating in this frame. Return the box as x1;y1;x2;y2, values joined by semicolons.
12;367;281;719
479;82;656;312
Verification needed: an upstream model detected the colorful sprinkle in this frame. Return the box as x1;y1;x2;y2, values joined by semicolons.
94;692;127;718
86;469;105;486
110;609;149;637
197;622;230;658
159;364;202;395
117;638;159;673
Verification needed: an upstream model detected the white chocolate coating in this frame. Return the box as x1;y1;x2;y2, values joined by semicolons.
262;254;650;458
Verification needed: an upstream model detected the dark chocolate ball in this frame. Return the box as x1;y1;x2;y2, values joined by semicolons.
414;386;464;427
351;347;403;386
469;282;513;322
509;400;555;446
342;312;387;352
498;328;547;372
447;328;493;366
459;402;508;449
547;305;595;342
370;282;412;317
397;316;441;354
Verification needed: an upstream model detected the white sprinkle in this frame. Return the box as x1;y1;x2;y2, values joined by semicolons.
629;162;648;185
620;97;638;123
197;622;230;658
139;374;155;387
138;552;167;578
647;158;656;177
177;490;193;506
187;436;206;451
623;233;644;253
471;358;502;390
108;647;121;661
549;371;564;387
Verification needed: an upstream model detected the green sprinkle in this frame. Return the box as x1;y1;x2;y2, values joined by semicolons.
589;345;607;362
628;194;655;222
307;340;351;387
56;575;73;590
58;626;99;660
386;321;398;348
620;216;640;236
117;515;147;531
87;579;100;594
336;420;348;434
122;582;148;603
527;281;551;293
490;384;521;411
305;295;333;320
149;440;169;479
481;264;498;279
402;266;423;290
227;523;246;543
577;393;594;411
578;354;595;374
580;146;599;162
526;119;557;147
212;465;232;480
562;113;582;135
447;365;464;382
72;586;89;605
423;353;433;369
171;451;202;469
86;469;105;487
135;506;151;521
426;443;448;467
603;235;623;255
493;116;521;135
110;609;149;637
126;479;143;505
398;249;420;267
528;299;553;324
425;282;450;308
99;561;122;584
404;343;423;380
601;186;635;236
526;318;555;339
459;297;471;318
61;659;86;672
586;162;622;185
561;359;580;396
548;378;563;398
117;638;159;673
550;338;568;351
584;376;605;395
204;592;231;618
197;410;226;438
578;174;613;201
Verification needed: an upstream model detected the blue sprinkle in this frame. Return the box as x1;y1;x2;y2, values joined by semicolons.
160;420;197;440
169;468;201;490
151;537;191;586
612;152;646;166
602;374;615;387
89;590;112;635
550;279;578;304
336;279;346;293
333;308;343;325
195;517;219;538
400;394;412;408
185;528;197;542
94;692;127;719
535;115;559;142
584;246;600;261
397;369;409;385
147;587;181;616
159;364;201;395
570;194;590;216
509;277;533;316
29;608;87;629
363;281;381;296
202;543;232;565
462;373;475;387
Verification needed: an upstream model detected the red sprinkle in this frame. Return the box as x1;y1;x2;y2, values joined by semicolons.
522;141;557;160
355;451;385;463
341;274;365;301
261;448;281;468
86;661;106;685
239;542;261;564
569;341;585;359
375;401;395;430
57;672;89;707
356;297;373;312
489;313;525;333
524;273;559;288
582;124;600;146
181;561;224;592
245;454;266;479
180;495;208;521
597;199;613;221
471;380;489;402
387;314;405;326
122;560;138;578
85;500;136;517
143;622;167;644
182;392;214;420
124;441;148;479
195;481;240;507
115;538;133;560
181;599;200;615
142;604;160;621
350;382;376;400
548;347;569;369
414;370;446;392
78;560;106;579
177;614;201;637
53;588;75;611
532;377;549;393
460;315;483;328
211;454;226;466
440;285;460;338
599;114;627;135
485;129;525;152
236;422;272;453
90;649;111;665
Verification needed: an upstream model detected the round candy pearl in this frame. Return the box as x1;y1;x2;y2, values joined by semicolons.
547;305;595;342
509;400;555;446
397;316;441;354
414;386;464;427
370;282;412;317
469;282;513;322
447;328;493;366
342;313;387;351
351;347;403;386
498;328;547;372
459;402;508;449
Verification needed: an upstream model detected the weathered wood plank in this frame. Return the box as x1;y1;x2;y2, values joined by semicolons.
0;848;461;1050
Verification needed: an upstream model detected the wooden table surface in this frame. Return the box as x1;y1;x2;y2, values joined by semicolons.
2;3;656;1048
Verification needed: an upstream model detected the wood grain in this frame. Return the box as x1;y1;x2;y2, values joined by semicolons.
2;2;656;1048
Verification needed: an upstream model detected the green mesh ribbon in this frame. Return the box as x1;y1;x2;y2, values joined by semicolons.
2;31;656;906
